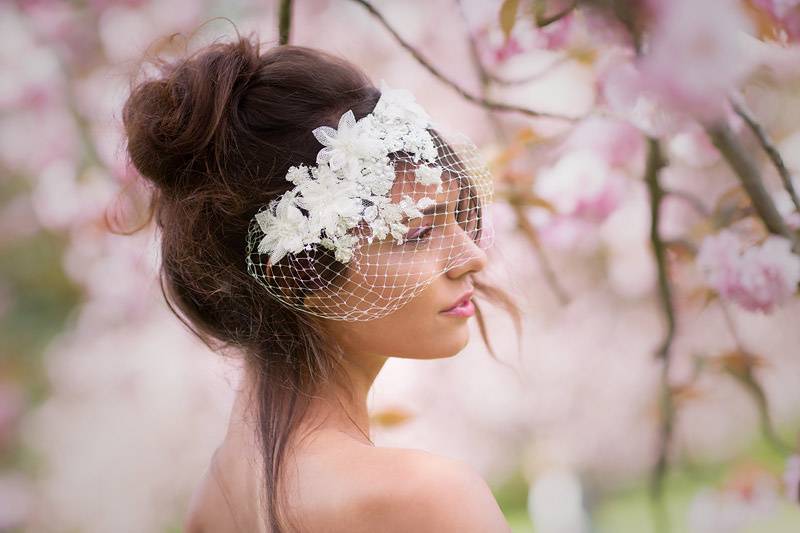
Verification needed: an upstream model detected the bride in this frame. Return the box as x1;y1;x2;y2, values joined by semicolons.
121;30;519;532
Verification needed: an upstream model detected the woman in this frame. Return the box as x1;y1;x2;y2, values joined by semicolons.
122;30;519;532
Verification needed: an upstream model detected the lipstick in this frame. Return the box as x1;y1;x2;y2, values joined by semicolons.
440;296;475;318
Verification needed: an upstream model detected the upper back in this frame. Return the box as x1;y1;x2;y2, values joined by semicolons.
185;433;510;533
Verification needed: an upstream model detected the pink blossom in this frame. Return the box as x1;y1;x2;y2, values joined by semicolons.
562;116;645;169
534;214;599;252
18;1;97;66
537;12;575;50
697;230;800;313
752;0;800;42
471;10;576;68
30;160;116;230
667;127;721;168
86;0;149;13
531;150;627;253
602;0;755;127
581;6;634;48
641;0;755;120
535;150;626;223
471;23;531;68
785;454;800;503
600;60;692;137
493;34;526;63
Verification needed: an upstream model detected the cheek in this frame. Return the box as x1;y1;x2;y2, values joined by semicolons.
338;251;443;313
362;248;442;284
363;285;472;359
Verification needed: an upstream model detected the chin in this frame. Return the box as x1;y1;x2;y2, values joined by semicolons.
436;327;471;358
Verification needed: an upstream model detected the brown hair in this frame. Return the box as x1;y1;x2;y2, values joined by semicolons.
121;31;521;532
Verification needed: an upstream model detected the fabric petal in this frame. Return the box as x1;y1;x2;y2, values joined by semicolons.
312;126;338;146
258;234;275;255
268;244;288;265
255;210;274;234
316;147;334;165
339;109;356;131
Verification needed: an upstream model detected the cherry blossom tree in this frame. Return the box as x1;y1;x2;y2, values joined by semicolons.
2;0;799;531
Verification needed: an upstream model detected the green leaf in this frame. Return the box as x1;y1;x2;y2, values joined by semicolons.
499;0;521;40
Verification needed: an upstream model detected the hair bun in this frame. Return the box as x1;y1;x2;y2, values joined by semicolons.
122;36;262;195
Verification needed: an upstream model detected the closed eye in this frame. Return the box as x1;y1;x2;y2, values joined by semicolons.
406;225;434;241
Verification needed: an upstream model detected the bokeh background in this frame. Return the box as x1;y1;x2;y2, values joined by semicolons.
2;0;800;531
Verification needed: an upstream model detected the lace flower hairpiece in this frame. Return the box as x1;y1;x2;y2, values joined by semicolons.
252;80;444;265
245;78;495;321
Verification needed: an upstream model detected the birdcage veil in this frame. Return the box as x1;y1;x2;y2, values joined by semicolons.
245;80;495;321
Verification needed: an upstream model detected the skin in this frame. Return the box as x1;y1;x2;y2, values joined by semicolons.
185;163;511;532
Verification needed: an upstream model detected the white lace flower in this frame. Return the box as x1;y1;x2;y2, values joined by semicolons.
312;110;382;173
415;164;443;191
360;196;406;243
255;192;312;264
285;164;311;185
297;165;362;238
398;195;425;219
355;158;395;197
295;164;355;214
415;196;436;211
251;81;448;265
320;233;360;263
374;79;431;128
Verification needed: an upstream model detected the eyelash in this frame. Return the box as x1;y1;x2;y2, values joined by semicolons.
407;226;433;242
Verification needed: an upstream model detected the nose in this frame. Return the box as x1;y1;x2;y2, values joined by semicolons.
444;226;488;279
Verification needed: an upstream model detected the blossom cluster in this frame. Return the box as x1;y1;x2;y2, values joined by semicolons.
252;80;445;265
697;230;800;313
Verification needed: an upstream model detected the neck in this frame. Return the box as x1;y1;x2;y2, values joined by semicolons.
308;349;387;445
231;349;388;448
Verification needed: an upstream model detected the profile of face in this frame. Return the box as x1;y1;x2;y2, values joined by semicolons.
307;160;490;360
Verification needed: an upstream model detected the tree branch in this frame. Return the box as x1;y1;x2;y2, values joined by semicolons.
706;123;799;252
663;187;710;217
348;0;576;121
278;0;293;45
455;0;508;142
644;137;675;533
484;55;572;87
718;302;790;454
730;94;800;215
535;0;578;27
456;0;572;306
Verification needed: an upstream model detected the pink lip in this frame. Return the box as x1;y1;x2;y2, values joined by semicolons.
440;290;475;317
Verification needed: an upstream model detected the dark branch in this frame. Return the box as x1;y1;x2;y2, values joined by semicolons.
535;0;578;27
456;0;572;305
718;302;790;454
730;94;800;215
706;123;799;252
278;0;293;45
663;187;710;217
348;0;576;121
644;137;675;533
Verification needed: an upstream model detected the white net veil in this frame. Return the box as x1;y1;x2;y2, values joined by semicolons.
245;81;495;321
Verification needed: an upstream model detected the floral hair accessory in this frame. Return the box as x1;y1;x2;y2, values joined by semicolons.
246;80;495;321
250;80;444;265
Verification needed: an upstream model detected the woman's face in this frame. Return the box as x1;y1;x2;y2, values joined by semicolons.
309;162;489;360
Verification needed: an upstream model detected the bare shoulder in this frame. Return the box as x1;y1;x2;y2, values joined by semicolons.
346;447;511;533
183;448;243;533
183;462;215;533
